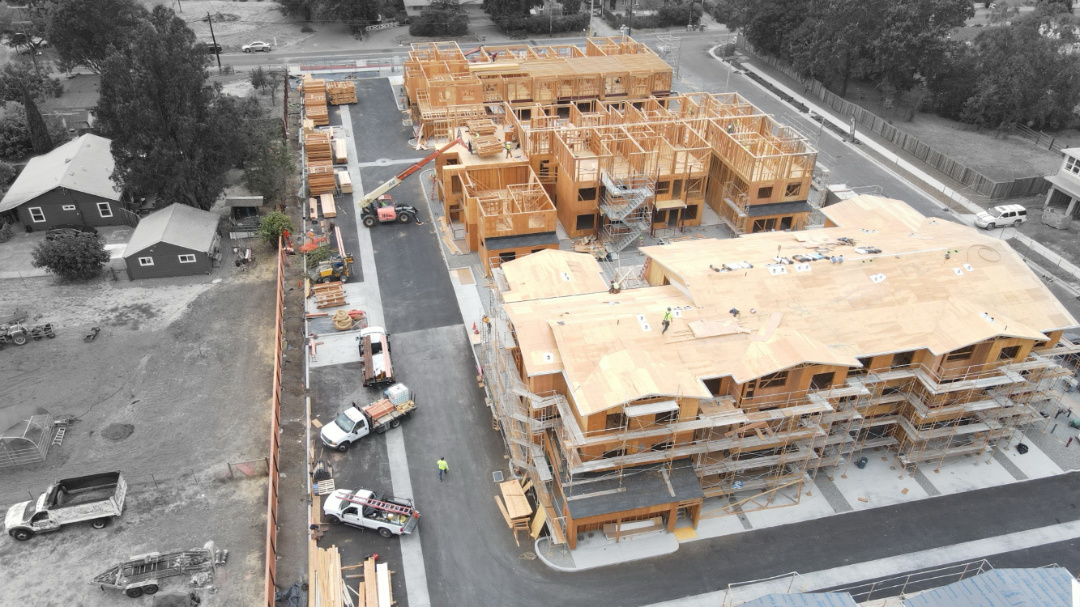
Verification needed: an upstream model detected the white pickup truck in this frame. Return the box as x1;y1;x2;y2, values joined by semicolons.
323;488;420;538
359;326;394;387
321;390;417;452
6;472;126;541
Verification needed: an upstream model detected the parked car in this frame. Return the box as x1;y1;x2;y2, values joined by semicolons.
204;42;222;54
242;41;272;53
45;225;99;241
974;204;1027;230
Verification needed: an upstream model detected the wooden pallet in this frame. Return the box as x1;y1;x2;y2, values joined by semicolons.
313;479;336;495
313;283;347;308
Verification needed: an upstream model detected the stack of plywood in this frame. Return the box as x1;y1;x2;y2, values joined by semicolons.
309;541;345;607
332;139;348;164
304;93;326;106
305;133;332;164
319;192;337;218
326;81;357;105
308;165;337;195
306;104;329;126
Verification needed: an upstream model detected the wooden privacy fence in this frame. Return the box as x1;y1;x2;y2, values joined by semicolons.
742;44;1050;200
264;238;286;607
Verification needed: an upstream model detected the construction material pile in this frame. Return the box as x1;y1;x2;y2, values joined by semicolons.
326;81;357;105
302;76;329;126
304;132;336;197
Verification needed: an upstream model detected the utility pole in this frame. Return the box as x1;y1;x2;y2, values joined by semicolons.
627;0;633;36
589;0;594;37
176;0;183;12
207;12;221;70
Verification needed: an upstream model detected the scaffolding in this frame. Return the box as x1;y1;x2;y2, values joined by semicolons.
599;172;655;254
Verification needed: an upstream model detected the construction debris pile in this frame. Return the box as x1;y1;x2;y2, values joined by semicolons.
309;548;394;607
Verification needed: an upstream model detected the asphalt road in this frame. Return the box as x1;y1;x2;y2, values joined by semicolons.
309;75;1080;607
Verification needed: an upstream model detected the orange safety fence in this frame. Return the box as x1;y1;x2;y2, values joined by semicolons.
265;237;286;607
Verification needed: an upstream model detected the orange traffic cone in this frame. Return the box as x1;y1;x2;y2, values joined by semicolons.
472;322;479;334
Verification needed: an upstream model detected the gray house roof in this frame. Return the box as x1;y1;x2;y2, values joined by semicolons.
0;134;120;213
903;567;1074;607
123;204;219;258
738;593;859;607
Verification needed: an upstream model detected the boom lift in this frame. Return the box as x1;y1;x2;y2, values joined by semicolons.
356;138;463;227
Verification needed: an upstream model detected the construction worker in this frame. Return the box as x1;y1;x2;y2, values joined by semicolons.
662;307;673;334
437;457;449;482
505;141;513;158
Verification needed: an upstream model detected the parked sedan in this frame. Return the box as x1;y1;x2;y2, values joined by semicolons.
242;41;272;53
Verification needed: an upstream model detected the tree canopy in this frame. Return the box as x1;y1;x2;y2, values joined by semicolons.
96;6;242;210
47;0;149;73
32;233;110;281
0;1;50;55
276;0;381;33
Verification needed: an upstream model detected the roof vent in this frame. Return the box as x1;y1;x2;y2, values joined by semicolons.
636;313;651;332
963;264;974;272
869;273;886;283
980;312;995;323
794;263;811;272
767;264;788;275
560;272;571;282
953;267;964;276
542;352;555;363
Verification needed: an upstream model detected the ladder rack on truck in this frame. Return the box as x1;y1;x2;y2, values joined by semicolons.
340;493;417;518
91;541;228;598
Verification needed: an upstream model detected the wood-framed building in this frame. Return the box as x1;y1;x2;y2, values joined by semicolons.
481;195;1080;549
405;37;819;270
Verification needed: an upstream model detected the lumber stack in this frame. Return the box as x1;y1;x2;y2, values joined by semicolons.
332;139;348;164
305;133;332;164
336;170;353;194
326;81;357;105
357;556;394;607
473;135;504;157
468;119;498;136
313;282;347;308
308;165;337;195
303;76;330;126
319;192;337;218
310;542;345;607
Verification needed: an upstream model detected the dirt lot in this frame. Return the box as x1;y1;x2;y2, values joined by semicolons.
141;0;318;52
0;242;277;605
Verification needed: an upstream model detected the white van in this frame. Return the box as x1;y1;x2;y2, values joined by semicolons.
974;204;1027;229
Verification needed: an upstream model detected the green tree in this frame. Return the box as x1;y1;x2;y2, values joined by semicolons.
865;0;973;96
483;0;543;18
787;0;874;96
257;210;295;247
47;0;149;74
411;0;469;36
23;90;50;154
726;0;811;58
32;233;110;281
96;6;242;211
0;60;62;102
961;19;1080;129
0;160;15;187
250;66;268;93
276;0;381;34
0;103;32;159
244;126;297;206
0;1;50;55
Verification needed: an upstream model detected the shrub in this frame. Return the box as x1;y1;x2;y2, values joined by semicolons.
301;24;315;33
498;12;589;34
32;233;110;281
0;103;32;160
601;2;699;29
410;0;469;36
257;210;295;246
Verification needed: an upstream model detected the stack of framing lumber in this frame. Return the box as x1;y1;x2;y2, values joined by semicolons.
302;75;327;96
319;193;337;218
305;133;332;164
304;93;326;106
307;104;329;126
313;282;347;308
303;77;330;126
326;81;357;105
308;165;337;195
336;170;353;194
472;135;504;157
333;139;348;164
309;541;345;607
468;119;498;136
356;556;394;607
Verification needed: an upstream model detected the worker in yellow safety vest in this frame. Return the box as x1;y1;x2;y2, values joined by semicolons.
437;457;450;482
662;308;673;334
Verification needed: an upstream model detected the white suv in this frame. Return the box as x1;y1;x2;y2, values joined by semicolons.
974;204;1027;230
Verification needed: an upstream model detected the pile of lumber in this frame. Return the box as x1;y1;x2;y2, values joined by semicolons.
356;556;394;607
303;76;329;126
312;282;346;309
309;541;345;607
326;81;357;105
308;165;337;196
305;133;332;164
473;135;504;157
336;170;353;194
468;119;498;136
319;192;337;218
333;139;348;164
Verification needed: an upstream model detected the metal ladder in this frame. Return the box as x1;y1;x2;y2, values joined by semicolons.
342;494;414;516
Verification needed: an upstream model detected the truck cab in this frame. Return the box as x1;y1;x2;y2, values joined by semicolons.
323;488;420;538
359;326;394;387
